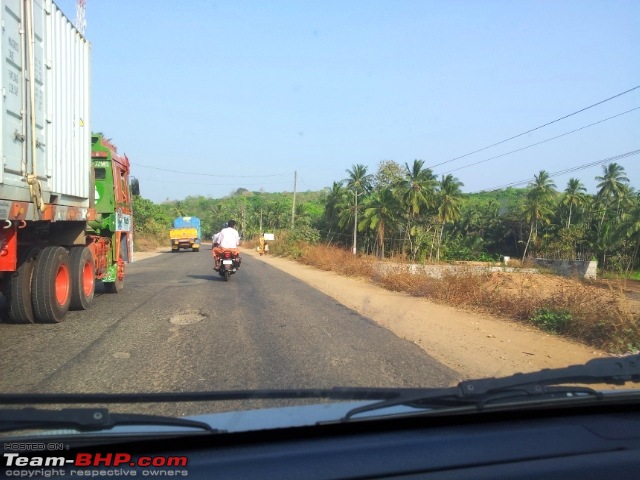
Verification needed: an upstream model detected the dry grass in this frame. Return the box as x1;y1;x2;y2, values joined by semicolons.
288;244;640;353
298;245;375;278
134;235;164;252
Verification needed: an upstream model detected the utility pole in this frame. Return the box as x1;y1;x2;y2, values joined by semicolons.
352;189;358;255
291;170;297;229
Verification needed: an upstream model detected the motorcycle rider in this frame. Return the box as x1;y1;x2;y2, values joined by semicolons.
212;227;223;250
212;220;241;270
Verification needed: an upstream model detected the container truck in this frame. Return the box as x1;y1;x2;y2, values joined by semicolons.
170;217;201;252
0;0;137;323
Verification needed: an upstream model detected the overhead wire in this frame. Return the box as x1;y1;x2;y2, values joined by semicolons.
133;87;639;196
136;178;291;187
131;162;292;178
427;85;640;170
441;107;640;174
480;149;640;192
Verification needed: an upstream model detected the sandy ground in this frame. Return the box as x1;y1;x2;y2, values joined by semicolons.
133;247;610;383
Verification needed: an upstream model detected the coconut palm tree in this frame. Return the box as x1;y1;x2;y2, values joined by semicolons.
344;164;373;254
596;163;630;227
322;182;347;231
398;160;437;217
596;163;630;203
358;188;400;258
561;178;587;228
621;193;640;272
396;160;437;256
265;201;289;230
521;170;556;260
435;174;464;261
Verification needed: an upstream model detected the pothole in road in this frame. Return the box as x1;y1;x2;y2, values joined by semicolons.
169;309;207;325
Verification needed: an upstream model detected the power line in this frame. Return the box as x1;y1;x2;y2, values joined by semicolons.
481;149;640;192
136;177;290;187
131;162;292;178
427;85;640;170
442;107;640;174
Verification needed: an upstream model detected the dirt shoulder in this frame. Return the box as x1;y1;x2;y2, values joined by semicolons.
244;249;615;382
133;246;609;383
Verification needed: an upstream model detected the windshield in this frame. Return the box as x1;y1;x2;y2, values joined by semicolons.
1;0;639;446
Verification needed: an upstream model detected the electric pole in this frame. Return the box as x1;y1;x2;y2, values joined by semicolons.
352;190;358;255
291;170;297;229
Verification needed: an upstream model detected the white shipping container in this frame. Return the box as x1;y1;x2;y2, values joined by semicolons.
0;0;90;211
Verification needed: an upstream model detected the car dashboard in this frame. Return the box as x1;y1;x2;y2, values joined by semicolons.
42;400;640;480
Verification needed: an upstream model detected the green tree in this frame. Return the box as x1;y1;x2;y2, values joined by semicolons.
397;159;437;257
521;170;556;260
344;164;373;254
373;160;404;191
322;182;348;234
435;175;464;261
358;188;400;258
265;201;290;230
621;193;640;272
561;178;587;229
132;196;173;237
596;162;630;227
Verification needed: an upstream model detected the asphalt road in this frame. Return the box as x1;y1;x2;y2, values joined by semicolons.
0;249;458;415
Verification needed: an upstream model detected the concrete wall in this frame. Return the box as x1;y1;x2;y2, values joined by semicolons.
532;259;598;279
373;259;597;280
373;262;539;279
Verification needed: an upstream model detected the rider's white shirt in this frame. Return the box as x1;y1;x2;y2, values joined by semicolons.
218;227;239;249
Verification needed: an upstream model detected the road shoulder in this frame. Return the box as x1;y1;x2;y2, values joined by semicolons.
242;249;607;382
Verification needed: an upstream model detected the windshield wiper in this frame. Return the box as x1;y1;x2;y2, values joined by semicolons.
342;354;640;421
0;408;221;434
0;388;411;405
1;355;637;428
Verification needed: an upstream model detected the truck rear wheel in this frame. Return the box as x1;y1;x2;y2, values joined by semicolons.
32;246;72;323
5;247;40;324
69;246;95;310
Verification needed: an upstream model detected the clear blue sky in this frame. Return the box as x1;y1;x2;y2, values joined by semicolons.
55;0;639;203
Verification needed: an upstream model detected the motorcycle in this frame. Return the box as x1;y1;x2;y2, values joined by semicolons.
216;250;241;281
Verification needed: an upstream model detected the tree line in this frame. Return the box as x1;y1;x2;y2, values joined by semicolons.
132;161;639;273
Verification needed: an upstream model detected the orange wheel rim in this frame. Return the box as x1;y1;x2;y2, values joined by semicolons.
55;264;71;305
82;261;94;296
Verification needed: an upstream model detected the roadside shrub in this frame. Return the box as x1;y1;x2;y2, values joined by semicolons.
299;245;374;278
289;225;321;244
268;243;640;353
133;234;165;251
530;308;573;334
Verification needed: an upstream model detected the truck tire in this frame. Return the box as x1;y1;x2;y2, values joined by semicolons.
5;247;40;324
69;246;95;310
104;275;124;293
32;246;72;323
